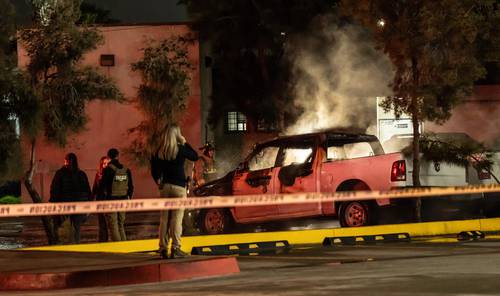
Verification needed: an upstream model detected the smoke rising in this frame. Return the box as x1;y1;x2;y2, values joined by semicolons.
285;17;394;135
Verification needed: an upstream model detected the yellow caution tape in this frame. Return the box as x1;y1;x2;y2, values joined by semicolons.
1;183;499;218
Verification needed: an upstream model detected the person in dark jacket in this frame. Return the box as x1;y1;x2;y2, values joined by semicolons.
102;148;133;241
151;124;198;259
91;156;110;242
50;153;91;244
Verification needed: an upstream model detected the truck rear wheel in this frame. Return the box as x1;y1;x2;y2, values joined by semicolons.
339;201;371;227
198;208;232;234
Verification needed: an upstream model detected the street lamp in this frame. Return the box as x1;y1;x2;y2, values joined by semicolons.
377;19;386;28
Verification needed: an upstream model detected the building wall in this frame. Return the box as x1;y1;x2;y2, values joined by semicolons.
19;24;201;202
199;39;213;146
426;85;500;148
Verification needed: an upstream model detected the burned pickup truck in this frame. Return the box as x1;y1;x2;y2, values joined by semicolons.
191;129;423;234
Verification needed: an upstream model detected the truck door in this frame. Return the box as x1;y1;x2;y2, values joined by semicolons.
232;145;280;221
275;138;321;216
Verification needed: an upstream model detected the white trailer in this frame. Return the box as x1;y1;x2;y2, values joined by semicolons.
376;96;423;144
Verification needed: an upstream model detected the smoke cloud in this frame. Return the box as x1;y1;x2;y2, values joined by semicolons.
284;17;394;135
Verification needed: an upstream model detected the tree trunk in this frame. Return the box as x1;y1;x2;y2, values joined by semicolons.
24;138;58;245
411;99;422;222
410;54;422;222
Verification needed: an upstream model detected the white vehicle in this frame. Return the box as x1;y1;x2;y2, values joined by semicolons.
383;133;500;218
382;133;475;187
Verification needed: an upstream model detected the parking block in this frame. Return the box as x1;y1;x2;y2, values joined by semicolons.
323;233;411;246
191;240;290;256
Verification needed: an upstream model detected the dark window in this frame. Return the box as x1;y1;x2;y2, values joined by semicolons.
100;54;115;67
256;118;279;132
204;56;213;68
476;62;500;85
226;111;247;132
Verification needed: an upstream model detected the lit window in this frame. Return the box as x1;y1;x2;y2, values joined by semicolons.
3;96;19;137
226;111;247;132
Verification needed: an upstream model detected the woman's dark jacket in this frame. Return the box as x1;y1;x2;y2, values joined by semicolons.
91;172;105;201
50;166;91;202
151;143;199;188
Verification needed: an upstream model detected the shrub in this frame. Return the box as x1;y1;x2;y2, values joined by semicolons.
0;195;21;204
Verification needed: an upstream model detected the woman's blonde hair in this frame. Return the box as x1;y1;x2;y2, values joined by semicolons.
158;124;185;160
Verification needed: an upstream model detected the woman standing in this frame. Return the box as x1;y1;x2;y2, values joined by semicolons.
50;153;91;244
91;156;110;242
151;124;198;259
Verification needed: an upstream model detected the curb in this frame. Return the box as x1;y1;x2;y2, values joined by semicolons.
21;217;500;254
0;256;239;290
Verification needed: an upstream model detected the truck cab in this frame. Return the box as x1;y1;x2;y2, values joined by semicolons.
193;129;407;234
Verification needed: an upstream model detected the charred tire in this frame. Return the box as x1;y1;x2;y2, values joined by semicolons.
339;201;372;227
198;208;233;235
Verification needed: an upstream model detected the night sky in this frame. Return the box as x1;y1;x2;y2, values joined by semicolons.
11;0;188;24
84;0;188;23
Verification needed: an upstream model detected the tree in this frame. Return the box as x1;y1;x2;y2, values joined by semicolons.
0;0;19;180
129;35;193;163
417;133;498;184
0;0;31;183
17;0;122;244
340;0;500;220
179;0;337;128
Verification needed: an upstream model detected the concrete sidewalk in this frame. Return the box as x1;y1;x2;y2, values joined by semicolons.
0;250;239;290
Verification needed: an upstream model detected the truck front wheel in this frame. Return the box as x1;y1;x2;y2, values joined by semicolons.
198;208;233;234
339;201;371;227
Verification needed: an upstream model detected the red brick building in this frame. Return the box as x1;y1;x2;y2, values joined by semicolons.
18;24;201;201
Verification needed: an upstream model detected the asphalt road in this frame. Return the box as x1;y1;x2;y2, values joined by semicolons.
0;213;341;249
2;240;500;295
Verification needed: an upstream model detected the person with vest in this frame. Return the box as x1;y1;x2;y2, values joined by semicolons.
50;153;91;244
102;148;134;241
151;124;198;259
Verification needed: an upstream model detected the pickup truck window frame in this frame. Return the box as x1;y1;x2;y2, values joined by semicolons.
275;136;318;167
323;133;385;162
247;145;281;172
